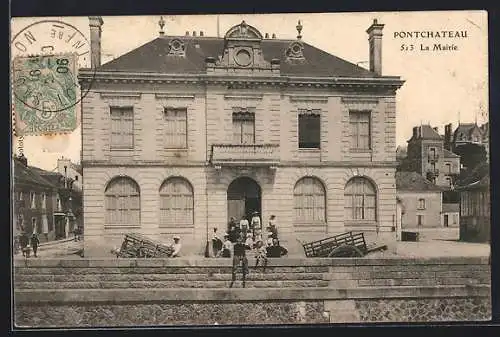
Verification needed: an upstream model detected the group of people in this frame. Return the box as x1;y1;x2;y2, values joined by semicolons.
211;212;288;288
15;232;40;258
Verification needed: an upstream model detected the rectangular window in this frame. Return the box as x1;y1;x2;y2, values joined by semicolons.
31;217;37;233
298;111;321;149
232;112;255;144
428;147;436;161
417;215;424;227
110;107;134;149
164;107;187;149
417;198;426;210
349;111;371;150
42;215;49;233
445;162;451;174
41;193;47;209
30;192;36;209
19;192;24;200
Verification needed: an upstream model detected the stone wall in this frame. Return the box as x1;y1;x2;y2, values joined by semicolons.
14;256;491;326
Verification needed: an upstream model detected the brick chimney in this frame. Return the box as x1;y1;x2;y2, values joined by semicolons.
412;127;418;139
89;16;104;68
444;123;453;150
366;19;384;76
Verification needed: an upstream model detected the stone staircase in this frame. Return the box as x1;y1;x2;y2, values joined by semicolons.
14;259;330;290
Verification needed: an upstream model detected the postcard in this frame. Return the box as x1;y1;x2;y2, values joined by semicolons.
11;11;490;328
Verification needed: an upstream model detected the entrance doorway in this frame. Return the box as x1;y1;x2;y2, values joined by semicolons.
227;177;261;229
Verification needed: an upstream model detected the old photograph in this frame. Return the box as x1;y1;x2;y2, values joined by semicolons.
11;11;490;327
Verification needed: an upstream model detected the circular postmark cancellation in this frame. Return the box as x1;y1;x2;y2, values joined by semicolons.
11;20;97;136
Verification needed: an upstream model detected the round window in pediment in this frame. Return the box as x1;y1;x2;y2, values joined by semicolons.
234;49;252;67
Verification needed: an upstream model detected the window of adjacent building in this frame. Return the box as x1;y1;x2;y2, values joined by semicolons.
453;214;458;224
298;111;321;149
17;214;24;231
41;193;47;209
110;107;134;150
417;215;424;227
30;192;36;209
445;162;451;174
164;107;188;149
57;198;62;211
19;192;23;200
42;215;49;234
417;198;426;210
344;177;377;221
445;177;452;187
349;111;371;151
293;177;326;223
232;111;255;144
104;177;140;226
159;177;194;227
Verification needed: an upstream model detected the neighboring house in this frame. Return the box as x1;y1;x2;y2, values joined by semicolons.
444;122;489;161
57;157;83;192
13;155;58;243
78;17;405;256
396;171;443;229
31;166;83;240
442;203;459;228
404;125;460;188
456;163;490;243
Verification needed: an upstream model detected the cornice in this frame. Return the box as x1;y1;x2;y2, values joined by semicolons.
78;70;405;90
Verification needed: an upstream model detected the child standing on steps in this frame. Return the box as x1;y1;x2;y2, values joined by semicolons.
254;240;268;272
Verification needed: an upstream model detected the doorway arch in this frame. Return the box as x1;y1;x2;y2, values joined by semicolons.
227;177;261;226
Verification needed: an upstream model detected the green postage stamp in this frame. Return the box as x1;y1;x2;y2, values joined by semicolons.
12;53;79;136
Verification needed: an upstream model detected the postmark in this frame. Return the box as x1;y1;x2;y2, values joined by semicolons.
13;53;78;135
11;20;97;136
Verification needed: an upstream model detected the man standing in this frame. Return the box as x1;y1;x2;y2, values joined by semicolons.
251;211;261;237
30;232;40;258
171;235;182;257
229;235;248;288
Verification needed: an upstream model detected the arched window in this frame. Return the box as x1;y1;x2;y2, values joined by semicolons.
160;177;194;227
293;177;326;223
344;177;376;221
104;177;140;226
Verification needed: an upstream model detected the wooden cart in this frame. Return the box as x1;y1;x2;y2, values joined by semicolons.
301;231;387;258
114;233;174;258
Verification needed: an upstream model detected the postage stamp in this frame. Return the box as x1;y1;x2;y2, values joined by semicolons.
10;11;491;329
12;53;78;135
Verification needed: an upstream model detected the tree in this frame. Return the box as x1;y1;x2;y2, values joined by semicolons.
453;143;487;170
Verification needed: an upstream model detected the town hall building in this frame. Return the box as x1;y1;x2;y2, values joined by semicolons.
79;17;404;256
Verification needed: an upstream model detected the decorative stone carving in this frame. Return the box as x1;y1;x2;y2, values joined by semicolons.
286;41;305;62
168;38;186;57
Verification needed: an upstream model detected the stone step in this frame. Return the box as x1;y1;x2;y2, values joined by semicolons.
15;279;330;289
14;266;329;275
15;272;326;283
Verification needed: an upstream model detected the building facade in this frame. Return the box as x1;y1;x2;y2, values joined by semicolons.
404;125;460;188
441;203;459;228
13;156;58;243
457;164;490;242
79;18;404;256
444;122;489;162
396;172;443;229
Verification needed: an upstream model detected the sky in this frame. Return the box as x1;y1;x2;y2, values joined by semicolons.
11;11;488;170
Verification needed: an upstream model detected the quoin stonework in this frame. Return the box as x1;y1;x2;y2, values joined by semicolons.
78;17;404;256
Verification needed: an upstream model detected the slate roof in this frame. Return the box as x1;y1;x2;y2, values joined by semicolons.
442;203;459;213
408;125;443;142
99;36;377;78
396;171;444;192
13;159;57;189
443;148;460;158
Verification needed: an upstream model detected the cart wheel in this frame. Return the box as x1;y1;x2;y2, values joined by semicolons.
328;245;364;258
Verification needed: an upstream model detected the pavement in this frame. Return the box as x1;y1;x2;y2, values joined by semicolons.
13;226;490;260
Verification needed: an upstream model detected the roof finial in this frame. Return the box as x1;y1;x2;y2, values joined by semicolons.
158;16;165;36
296;20;303;40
